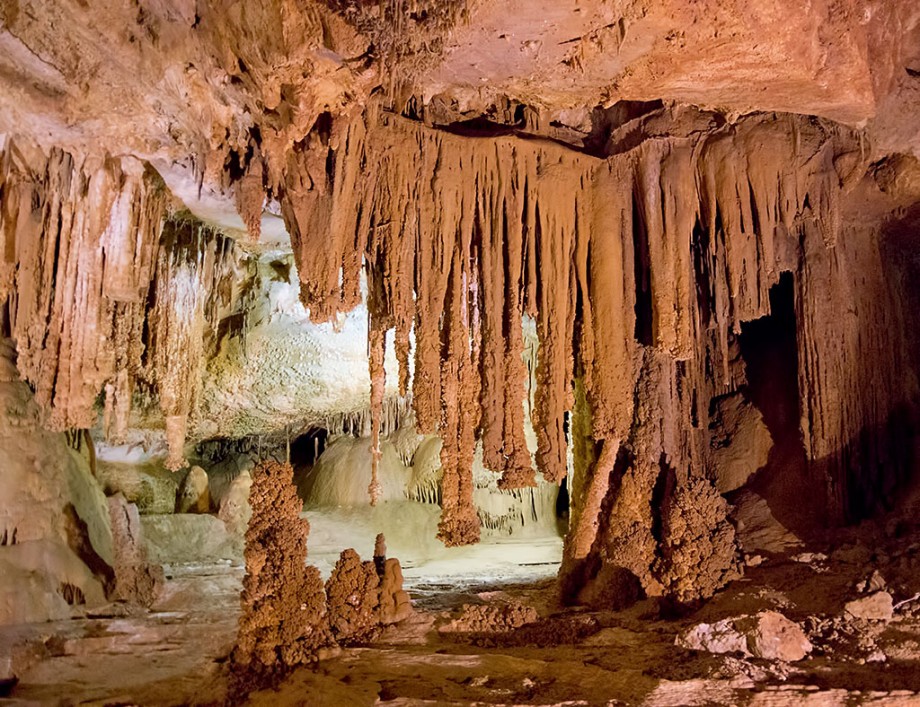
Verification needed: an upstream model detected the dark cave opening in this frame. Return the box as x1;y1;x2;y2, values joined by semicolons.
737;272;822;534
740;274;800;452
290;427;328;469
556;475;570;525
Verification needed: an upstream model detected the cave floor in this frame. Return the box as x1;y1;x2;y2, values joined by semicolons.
5;523;920;706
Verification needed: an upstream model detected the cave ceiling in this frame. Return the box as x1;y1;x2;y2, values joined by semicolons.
1;0;918;243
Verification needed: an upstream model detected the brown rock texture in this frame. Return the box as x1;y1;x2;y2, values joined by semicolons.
378;558;412;626
844;592;895;623
0;140;245;470
440;602;540;635
678;610;813;662
325;549;381;643
107;494;165;607
709;393;773;494
324;537;413;642
233;461;330;680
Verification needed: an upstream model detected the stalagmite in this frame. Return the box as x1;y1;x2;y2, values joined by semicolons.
233;461;330;681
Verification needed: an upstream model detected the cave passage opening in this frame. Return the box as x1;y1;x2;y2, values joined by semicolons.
736;271;822;535
289;427;328;470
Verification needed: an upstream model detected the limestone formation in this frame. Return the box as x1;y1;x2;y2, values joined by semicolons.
324;537;413;642
218;470;253;536
141;514;242;565
845;592;895;623
378;558;412;626
677;611;813;662
325;549;381;643
107;494;165;607
0;340;115;622
440;602;540;635
1;1;920;702
176;466;211;514
709;394;774;494
233;461;330;679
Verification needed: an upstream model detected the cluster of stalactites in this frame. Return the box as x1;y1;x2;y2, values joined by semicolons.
0;139;165;432
0;139;245;471
270;109;858;547
147;222;239;470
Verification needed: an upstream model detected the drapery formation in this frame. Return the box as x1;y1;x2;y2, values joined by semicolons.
0;141;240;470
268;106;912;598
0;142;165;432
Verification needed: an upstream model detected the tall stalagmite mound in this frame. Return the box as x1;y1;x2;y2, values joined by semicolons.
233;461;330;682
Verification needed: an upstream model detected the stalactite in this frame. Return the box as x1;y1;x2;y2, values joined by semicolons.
0;139;165;431
235;148;265;243
278;118;369;323
477;146;535;489
436;238;481;546
323;396;409;439
532;163;582;486
367;314;386;506
147;221;237;471
219;102;901;602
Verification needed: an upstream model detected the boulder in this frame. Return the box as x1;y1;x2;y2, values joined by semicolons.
731;490;803;554
677;617;749;656
218;470;253;535
709;393;773;494
677;611;812;662
96;461;178;515
176;466;211;513
108;494;164;606
845;592;894;622
207;455;255;508
738;611;814;662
